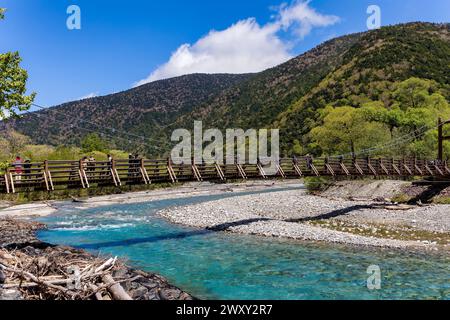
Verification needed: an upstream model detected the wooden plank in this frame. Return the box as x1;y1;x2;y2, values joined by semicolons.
191;163;202;182
379;162;389;175
111;169;118;186
215;163;225;181
414;165;423;176
293;164;303;177
43;171;50;191
392;163;401;175
47;171;55;190
353;162;364;175
114;169;122;186
236;164;247;179
325;163;335;176
4;174;10;194
310;163;320;176
257;164;267;179
434;165;444;176
78;170;86;188
82;169;90;188
9;172;15;194
367;163;377;176
277;164;286;178
445;165;450;175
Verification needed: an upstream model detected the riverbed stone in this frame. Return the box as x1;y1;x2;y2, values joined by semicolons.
0;289;23;300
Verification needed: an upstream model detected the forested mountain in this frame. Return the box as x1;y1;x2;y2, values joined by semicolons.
2;22;450;159
0;73;252;151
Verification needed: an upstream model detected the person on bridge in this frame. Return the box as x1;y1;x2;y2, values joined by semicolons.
23;159;32;180
12;156;23;181
107;154;113;174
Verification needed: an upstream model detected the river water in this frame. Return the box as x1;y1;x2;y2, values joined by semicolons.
37;189;449;300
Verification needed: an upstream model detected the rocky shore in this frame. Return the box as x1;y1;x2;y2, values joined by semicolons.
158;187;450;251
0;218;193;300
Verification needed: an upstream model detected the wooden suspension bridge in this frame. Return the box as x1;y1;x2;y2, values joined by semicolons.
1;156;449;194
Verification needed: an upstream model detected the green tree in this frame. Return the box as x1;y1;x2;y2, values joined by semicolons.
310;106;390;156
393;78;437;110
81;133;108;153
0;8;35;119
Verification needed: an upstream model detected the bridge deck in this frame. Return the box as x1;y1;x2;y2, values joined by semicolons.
1;157;449;194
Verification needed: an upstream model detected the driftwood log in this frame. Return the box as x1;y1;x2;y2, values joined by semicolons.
102;275;132;300
0;218;194;300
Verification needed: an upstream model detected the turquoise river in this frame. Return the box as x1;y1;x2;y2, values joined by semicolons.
37;188;449;300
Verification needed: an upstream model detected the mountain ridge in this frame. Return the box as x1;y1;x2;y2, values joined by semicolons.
2;22;449;157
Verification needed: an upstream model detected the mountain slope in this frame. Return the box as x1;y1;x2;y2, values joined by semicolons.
176;32;363;130
1;73;252;149
3;22;450;158
276;22;450;154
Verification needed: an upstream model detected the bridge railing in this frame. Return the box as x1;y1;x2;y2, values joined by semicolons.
1;157;449;194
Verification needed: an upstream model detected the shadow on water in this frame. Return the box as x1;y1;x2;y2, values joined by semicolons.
76;229;214;250
75;218;275;250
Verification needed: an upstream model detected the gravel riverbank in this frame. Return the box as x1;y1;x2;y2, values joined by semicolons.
158;188;450;251
0;181;300;219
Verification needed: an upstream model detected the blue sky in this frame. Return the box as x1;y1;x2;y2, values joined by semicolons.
1;0;449;108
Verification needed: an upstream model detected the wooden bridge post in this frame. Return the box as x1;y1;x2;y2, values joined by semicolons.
438;118;450;161
43;160;54;191
110;159;118;186
78;159;89;188
7;167;15;194
292;156;303;177
191;157;202;182
276;159;286;178
338;156;350;176
391;158;401;175
367;156;377;176
215;160;225;181
235;157;247;179
444;160;450;175
353;155;363;175
402;158;412;176
4;170;10;194
307;156;319;176
140;158;150;184
324;157;335;176
413;157;423;176
379;158;389;175
167;157;177;183
256;158;267;179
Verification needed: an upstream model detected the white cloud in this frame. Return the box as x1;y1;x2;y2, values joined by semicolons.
78;92;99;100
135;0;339;86
276;0;340;38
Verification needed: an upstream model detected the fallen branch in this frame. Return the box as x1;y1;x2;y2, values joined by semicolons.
102;274;133;300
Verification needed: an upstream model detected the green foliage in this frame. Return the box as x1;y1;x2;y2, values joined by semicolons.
81;133;109;154
304;177;333;193
278;23;450;157
310;106;390;155
308;77;450;158
0;161;9;174
0;9;35;119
